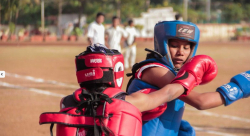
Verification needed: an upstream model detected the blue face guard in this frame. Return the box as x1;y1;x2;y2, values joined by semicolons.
154;21;200;69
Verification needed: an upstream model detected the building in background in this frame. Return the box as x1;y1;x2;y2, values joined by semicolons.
133;7;178;37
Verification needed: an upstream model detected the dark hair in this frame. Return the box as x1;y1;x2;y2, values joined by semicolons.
112;16;119;21
175;13;181;20
128;19;133;25
96;12;105;18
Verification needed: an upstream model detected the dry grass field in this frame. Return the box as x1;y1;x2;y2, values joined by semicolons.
0;41;250;136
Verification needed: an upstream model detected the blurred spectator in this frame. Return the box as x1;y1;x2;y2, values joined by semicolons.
87;12;105;45
64;23;74;36
123;19;138;69
175;13;183;21
30;27;42;35
0;30;3;38
105;16;127;52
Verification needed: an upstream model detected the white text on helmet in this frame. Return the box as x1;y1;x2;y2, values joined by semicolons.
85;70;95;77
90;59;102;63
178;28;194;34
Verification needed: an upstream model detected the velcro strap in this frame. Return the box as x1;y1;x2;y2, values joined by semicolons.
114;71;124;79
80;70;114;87
77;68;103;83
39;112;99;126
216;82;243;104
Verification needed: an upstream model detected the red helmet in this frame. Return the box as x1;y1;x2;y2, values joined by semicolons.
75;44;124;89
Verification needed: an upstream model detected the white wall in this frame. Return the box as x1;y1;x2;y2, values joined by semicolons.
133;7;177;37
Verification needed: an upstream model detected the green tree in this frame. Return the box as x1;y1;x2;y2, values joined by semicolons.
243;4;250;22
120;0;145;20
222;3;244;23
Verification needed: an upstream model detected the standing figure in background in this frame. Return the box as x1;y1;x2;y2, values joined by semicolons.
87;12;105;45
105;16;127;52
175;13;183;21
124;19;138;69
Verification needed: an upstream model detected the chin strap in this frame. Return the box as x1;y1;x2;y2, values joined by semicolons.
145;48;164;58
145;48;181;73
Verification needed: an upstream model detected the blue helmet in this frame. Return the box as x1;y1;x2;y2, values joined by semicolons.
154;21;200;69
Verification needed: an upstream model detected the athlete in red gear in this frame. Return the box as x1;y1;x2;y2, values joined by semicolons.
40;44;218;136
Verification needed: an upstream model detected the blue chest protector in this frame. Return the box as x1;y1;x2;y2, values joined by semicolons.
127;58;185;136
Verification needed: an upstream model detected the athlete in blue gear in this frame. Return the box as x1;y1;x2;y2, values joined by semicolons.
126;20;250;136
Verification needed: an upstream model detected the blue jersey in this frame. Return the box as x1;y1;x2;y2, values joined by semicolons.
127;58;185;136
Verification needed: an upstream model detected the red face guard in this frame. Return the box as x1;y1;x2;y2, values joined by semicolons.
75;52;124;89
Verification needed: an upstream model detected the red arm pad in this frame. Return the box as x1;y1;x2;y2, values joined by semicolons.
139;88;167;121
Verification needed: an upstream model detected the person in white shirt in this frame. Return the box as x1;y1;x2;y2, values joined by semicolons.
87;12;105;45
105;16;127;52
124;19;138;69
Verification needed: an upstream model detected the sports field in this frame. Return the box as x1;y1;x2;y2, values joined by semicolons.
0;41;250;136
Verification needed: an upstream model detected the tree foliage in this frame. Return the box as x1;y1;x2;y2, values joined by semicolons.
0;0;250;26
222;3;244;23
151;0;250;23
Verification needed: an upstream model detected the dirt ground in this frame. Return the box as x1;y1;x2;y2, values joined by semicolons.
0;41;250;136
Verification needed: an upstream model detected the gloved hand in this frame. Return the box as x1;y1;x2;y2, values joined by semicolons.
178;120;196;136
217;70;250;106
171;55;218;96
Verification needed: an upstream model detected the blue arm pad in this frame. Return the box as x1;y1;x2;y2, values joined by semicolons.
231;71;250;98
216;82;243;106
178;120;196;136
216;70;250;106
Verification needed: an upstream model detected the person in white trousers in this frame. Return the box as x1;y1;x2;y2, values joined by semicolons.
124;19;138;69
105;16;127;52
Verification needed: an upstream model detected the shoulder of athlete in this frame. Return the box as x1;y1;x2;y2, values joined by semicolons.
141;66;175;88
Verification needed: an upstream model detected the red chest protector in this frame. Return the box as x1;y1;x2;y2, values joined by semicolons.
39;87;142;136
